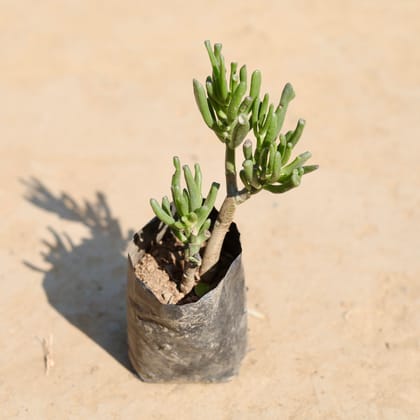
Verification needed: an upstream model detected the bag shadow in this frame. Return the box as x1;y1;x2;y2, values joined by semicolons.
22;177;134;371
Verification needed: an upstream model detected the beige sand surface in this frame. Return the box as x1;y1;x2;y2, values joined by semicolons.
1;1;420;418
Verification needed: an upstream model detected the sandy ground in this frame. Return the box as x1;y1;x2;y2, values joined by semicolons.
1;1;420;418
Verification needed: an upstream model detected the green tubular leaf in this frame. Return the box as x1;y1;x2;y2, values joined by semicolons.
251;96;260;132
196;222;211;244
193;79;214;129
183;165;201;211
239;65;247;84
258;93;270;126
187;212;198;226
239;169;251;190
173;220;185;231
214;43;222;62
204;181;219;209
239;96;254;114
264;107;278;144
288;118;306;147
204;40;218;68
194;163;202;192
302;164;319;175
243;139;253;160
285;130;293;142
162;196;171;216
172;185;189;216
150;199;175;226
261;104;274;136
182;188;190;211
281;151;312;176
173;230;188;243
281;142;293;165
263;183;295;194
250;70;261;100
172;156;181;181
227;81;247;122
270;151;282;182
243;159;254;184
205;78;215;98
259;147;269;179
274;83;296;132
278;134;287;155
275;105;287;133
230;62;239;92
216;108;228;121
290;169;301;187
231;114;250;148
195;182;219;226
280;82;296;106
218;55;228;102
267;143;277;177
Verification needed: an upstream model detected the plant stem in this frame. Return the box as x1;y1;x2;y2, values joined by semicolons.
180;241;201;294
200;145;248;276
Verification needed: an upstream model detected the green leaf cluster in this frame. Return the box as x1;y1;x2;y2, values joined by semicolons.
150;157;219;261
240;98;318;194
193;41;262;149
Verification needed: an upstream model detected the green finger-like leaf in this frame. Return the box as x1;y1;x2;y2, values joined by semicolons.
279;82;295;106
281;142;293;165
290;169;301;187
172;156;181;184
264;107;278;144
231;114;250;148
240;169;251;191
278;134;287;155
302;164;319;175
173;220;185;231
239;96;254;114
194;163;202;192
172;185;189;217
173;230;187;243
281;151;312;176
239;65;247;84
259;147;269;179
261;104;274;136
204;40;218;68
205;77;215;98
288;118;305;147
198;218;211;236
251;96;260;130
267;143;277;176
218;55;228;102
243;139;253;161
193;79;214;129
162;196;171;216
196;182;220;225
230;62;239;92
250;70;261;100
227;81;247;121
262;183;295;194
183;165;201;211
270;151;282;182
150;199;175;226
258;93;270;125
214;43;222;62
243;159;254;184
182;188;190;211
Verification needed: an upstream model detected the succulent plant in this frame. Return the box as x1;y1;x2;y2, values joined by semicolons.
151;41;318;296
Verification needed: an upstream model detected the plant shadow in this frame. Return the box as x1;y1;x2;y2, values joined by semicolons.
22;177;135;371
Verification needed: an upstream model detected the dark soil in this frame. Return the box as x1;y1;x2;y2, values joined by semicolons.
134;229;234;305
134;231;200;304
